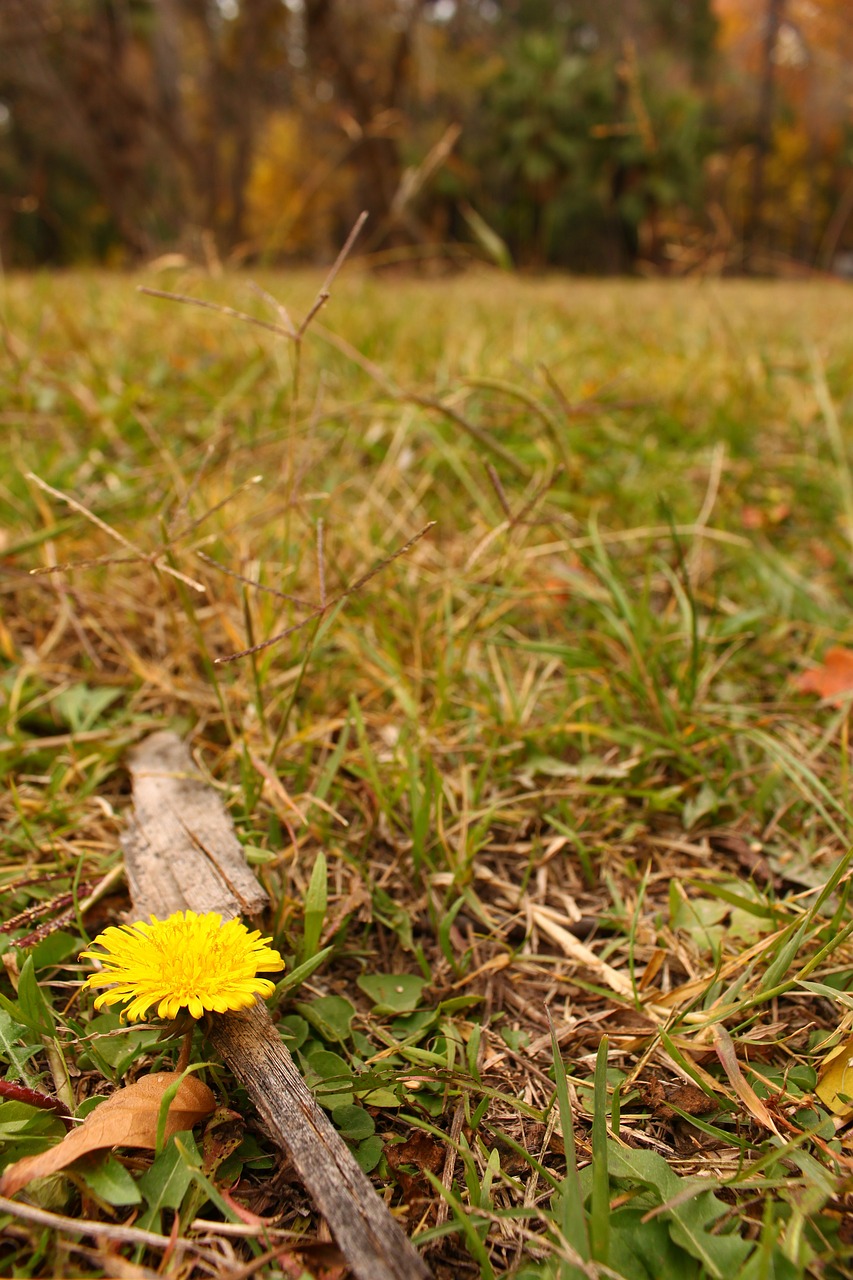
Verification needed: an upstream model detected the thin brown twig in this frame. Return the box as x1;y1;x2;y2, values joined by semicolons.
137;289;292;342
297;210;368;338
210;1243;306;1280
170;474;265;542
27;473;141;556
190;1219;299;1238
166;440;217;536
0;886;94;934
142;279;525;481
337;521;435;596
214;520;436;663
141;211;365;350
195;552;318;611
26;473;205;593
484;463;513;523
0;1195;220;1264
513;466;563;529
29;553;151;576
6;861;123;949
316;518;326;609
0;1081;73;1128
435;1101;465;1230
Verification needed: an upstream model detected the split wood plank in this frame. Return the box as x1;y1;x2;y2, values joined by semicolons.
122;730;431;1280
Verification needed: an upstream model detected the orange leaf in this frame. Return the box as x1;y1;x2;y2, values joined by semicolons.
0;1071;215;1198
796;647;853;701
740;505;765;531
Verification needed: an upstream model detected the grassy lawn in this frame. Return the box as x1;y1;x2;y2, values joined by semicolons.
3;267;853;1278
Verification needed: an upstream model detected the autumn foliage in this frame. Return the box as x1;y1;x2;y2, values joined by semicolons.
0;0;851;271
796;647;853;702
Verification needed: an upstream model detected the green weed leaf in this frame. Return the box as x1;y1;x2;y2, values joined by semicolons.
31;932;80;970
304;1049;353;1109
589;1038;610;1264
294;995;355;1044
357;973;427;1014
278;1014;310;1050
274;946;334;998
0;1100;66;1159
0;1009;41;1084
77;1011;162;1081
52;684;122;733
668;1195;752;1278
354;1133;384;1173
301;850;328;962
136;1131;200;1232
608;1209;700;1280
607;1146;751;1278
332;1103;375;1141
79;1154;142;1207
17;957;55;1035
548;1009;590;1275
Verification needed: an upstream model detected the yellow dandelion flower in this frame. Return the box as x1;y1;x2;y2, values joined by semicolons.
81;910;285;1022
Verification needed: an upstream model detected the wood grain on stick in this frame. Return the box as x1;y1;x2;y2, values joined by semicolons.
124;731;269;920
122;731;431;1280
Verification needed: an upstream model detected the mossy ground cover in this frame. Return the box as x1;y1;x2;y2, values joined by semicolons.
3;267;853;1278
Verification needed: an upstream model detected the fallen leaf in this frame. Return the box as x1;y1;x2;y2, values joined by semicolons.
641;1076;717;1120
384;1129;445;1206
384;1130;445;1177
796;647;853;701
740;505;765;531
201;1107;244;1174
708;831;776;888
0;1071;215;1197
816;1033;853;1116
741;501;791;531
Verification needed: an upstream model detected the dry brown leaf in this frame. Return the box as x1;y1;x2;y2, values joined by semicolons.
796;647;853;701
384;1130;445;1177
641;1076;717;1120
0;1071;215;1197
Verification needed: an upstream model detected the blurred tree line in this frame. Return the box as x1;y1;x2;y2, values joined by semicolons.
0;0;851;273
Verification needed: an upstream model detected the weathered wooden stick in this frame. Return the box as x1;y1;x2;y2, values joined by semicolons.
123;731;268;921
206;1005;431;1280
122;731;431;1280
